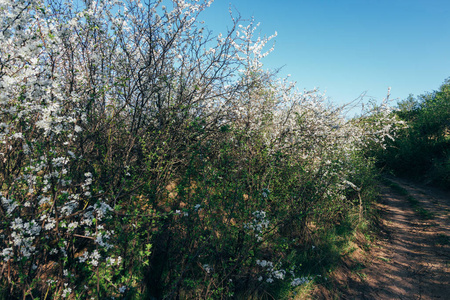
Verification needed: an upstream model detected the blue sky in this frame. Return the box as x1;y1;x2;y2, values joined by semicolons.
199;0;450;112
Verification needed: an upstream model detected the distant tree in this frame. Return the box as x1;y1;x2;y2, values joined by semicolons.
375;78;450;187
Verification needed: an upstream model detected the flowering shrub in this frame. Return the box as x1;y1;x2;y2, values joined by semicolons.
0;0;401;298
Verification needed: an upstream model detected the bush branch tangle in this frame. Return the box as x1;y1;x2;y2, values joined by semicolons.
0;0;401;298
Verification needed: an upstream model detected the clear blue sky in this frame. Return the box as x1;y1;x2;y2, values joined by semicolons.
199;0;450;111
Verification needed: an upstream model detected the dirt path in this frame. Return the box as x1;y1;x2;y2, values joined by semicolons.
338;177;450;299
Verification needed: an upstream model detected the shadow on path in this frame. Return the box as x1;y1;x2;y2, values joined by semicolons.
339;177;450;299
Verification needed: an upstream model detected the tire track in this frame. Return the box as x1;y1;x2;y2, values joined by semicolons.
340;177;450;299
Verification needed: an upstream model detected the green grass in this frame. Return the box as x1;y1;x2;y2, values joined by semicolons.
377;256;390;262
382;178;434;219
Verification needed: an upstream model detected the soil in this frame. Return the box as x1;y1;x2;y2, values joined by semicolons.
316;177;450;299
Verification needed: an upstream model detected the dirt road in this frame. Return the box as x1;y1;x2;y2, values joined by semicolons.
339;177;450;299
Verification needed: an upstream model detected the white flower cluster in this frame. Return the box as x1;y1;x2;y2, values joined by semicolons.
82;172;93;195
244;210;270;241
256;260;286;283
1;196;18;215
255;260;312;287
62;286;72;298
0;3;118;283
3;218;41;259
106;255;122;267
94;229;114;249
78;249;101;266
1;248;13;262
291;276;312;287
203;264;213;274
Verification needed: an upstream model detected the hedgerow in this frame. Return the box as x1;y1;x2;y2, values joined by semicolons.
0;0;400;298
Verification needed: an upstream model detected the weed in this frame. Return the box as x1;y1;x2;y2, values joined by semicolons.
378;257;390;262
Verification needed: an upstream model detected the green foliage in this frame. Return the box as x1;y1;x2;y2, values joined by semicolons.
128;125;381;299
373;78;450;188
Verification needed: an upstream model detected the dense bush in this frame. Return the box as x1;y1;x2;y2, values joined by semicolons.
371;79;450;188
0;0;399;298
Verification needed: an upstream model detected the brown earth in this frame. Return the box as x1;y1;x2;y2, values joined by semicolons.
315;177;450;299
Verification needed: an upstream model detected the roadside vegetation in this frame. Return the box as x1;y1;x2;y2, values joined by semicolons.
369;79;450;189
1;0;404;299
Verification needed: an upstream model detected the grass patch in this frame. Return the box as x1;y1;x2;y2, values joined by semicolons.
356;272;367;280
414;207;434;219
382;177;434;219
377;256;390;262
381;178;408;196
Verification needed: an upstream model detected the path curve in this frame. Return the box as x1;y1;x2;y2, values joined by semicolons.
341;177;450;299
